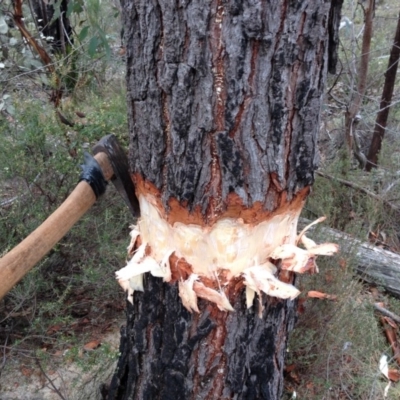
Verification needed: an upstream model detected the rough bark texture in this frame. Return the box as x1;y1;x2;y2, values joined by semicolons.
366;11;400;170
109;1;343;399
328;0;345;74
108;275;297;400
124;0;339;221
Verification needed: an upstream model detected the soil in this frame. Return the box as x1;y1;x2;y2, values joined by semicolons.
0;317;124;400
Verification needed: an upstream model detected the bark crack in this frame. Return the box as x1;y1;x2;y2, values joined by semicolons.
285;11;307;183
205;0;225;222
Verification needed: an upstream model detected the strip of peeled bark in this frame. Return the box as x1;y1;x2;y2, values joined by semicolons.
108;1;342;399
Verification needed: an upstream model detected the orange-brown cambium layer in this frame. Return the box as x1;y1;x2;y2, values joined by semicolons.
116;179;339;313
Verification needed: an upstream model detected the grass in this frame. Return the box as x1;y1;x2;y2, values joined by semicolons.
0;0;129;393
286;254;394;398
0;70;130;396
287;161;400;399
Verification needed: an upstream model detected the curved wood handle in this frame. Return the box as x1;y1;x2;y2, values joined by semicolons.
0;152;114;300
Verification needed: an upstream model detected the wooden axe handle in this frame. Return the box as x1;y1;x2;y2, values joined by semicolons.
0;152;114;300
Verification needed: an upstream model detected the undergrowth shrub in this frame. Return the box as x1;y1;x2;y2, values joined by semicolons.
286;249;400;398
0;85;130;355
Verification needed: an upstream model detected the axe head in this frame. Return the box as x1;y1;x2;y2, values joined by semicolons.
92;134;140;217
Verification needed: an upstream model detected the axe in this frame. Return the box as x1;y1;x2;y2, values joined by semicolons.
0;134;139;300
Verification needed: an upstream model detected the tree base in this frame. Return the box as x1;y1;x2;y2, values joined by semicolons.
107;274;296;400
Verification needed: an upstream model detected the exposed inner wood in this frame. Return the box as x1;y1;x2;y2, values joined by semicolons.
137;191;302;278
113;189;337;313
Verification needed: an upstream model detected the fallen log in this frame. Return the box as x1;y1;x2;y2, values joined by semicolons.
299;218;400;297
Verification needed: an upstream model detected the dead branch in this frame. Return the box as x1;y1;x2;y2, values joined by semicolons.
316;171;400;214
35;357;67;400
375;303;400;325
380;316;400;366
12;0;63;106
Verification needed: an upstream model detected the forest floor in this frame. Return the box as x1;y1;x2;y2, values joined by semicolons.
0;318;123;400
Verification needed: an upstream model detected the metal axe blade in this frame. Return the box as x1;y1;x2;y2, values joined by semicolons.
92;134;139;217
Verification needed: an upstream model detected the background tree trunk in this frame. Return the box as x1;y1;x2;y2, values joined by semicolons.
343;0;374;167
31;0;72;55
366;10;400;170
108;1;343;398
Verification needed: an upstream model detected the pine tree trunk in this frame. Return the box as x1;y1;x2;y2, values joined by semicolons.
108;1;343;398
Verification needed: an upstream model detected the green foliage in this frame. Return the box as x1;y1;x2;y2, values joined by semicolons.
0;94;15;115
0;0;122;93
0;85;129;365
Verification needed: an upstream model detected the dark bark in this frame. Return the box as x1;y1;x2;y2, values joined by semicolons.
108;275;296;400
125;0;336;218
366;11;400;170
110;1;343;399
328;0;344;74
31;0;73;54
